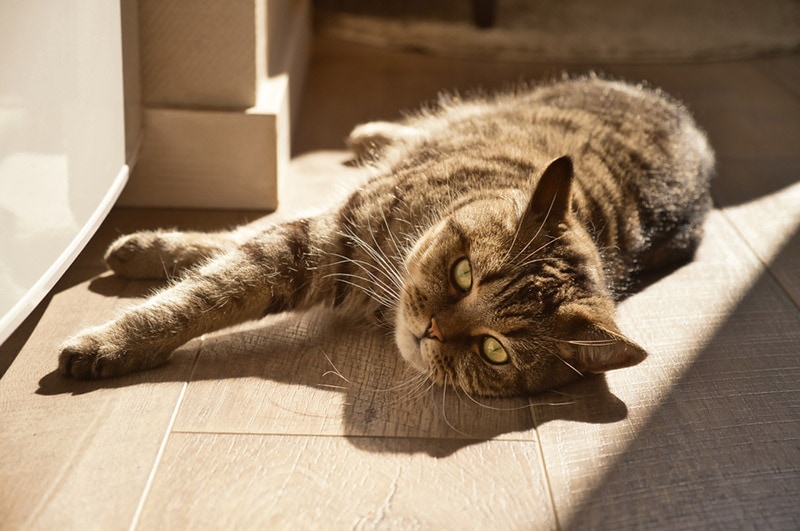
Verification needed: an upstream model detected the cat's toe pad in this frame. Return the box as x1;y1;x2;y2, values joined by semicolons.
104;232;172;279
347;121;427;159
59;327;172;380
105;234;142;264
58;334;113;379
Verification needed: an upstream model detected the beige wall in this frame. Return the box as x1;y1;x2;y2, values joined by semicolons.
119;0;311;210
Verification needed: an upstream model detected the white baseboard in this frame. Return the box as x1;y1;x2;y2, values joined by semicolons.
0;165;129;346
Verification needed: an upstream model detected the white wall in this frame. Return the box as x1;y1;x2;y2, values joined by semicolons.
0;1;129;344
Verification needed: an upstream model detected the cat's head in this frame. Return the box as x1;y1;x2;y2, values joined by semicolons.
395;156;647;397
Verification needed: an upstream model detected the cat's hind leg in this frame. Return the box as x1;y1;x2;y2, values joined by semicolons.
347;121;428;160
105;229;236;279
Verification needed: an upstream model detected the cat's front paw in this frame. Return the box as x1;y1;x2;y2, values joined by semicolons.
105;231;172;279
58;329;127;379
58;326;164;380
59;336;106;380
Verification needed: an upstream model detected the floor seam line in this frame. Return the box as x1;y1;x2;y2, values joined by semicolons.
529;402;562;531
717;207;800;313
128;341;202;530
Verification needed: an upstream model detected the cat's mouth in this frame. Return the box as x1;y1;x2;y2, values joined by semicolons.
394;325;427;372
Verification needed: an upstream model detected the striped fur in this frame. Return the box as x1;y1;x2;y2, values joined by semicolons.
59;77;714;397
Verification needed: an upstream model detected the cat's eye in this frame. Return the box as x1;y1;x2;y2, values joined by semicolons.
481;336;509;365
451;257;473;292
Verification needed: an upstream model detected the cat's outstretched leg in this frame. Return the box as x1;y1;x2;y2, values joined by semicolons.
105;229;237;279
347;121;428;160
60;219;328;379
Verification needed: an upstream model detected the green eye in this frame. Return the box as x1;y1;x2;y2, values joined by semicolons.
451;257;473;291
481;337;509;365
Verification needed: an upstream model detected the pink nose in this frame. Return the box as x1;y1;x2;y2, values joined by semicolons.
425;317;444;342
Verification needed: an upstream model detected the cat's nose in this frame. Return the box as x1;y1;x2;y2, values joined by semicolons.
425;317;444;342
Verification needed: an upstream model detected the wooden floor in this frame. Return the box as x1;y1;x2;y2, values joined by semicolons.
2;39;799;529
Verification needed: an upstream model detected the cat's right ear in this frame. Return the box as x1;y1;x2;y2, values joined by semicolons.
518;156;575;235
530;156;574;223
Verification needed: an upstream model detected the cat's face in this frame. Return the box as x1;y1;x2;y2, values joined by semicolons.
394;157;647;397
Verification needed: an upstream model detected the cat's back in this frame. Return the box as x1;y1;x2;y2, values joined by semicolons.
397;76;714;222
419;76;712;170
362;76;715;292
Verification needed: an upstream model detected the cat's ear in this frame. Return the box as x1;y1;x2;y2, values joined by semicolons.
559;304;647;374
526;155;574;226
572;322;647;374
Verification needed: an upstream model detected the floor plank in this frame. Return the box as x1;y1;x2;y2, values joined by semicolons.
536;212;800;529
0;268;198;528
719;175;800;308
136;432;557;529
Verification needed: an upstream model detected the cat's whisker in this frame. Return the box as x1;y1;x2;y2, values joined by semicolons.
459;389;537;411
318;348;353;386
528;398;578;407
348;224;405;287
450;378;472;408
386;379;433;409
320;370;349;382
414;375;437;402
437;375;475;438
337;226;410;299
361;245;406;290
323;269;399;304
551;351;585;377
564;339;618;346
543;335;618;347
157;255;171;279
389;375;423;405
322;275;398;308
503;205;529;262
543;388;579;399
512;257;548;270
367;372;430;395
505;216;539;264
328;246;404;292
318;383;349;391
383;372;433;406
379;208;406;266
327;265;405;309
526;387;582;407
319;347;434;400
513;234;566;269
333;280;394;308
352;222;426;304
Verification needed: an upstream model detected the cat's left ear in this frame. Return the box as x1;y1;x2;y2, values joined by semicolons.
574;323;647;374
560;305;648;374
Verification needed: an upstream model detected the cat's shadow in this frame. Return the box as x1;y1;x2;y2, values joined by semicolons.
38;302;627;456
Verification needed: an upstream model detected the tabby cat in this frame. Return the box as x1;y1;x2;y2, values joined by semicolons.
59;76;714;397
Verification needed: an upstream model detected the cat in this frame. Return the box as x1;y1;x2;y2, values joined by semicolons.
59;75;715;397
